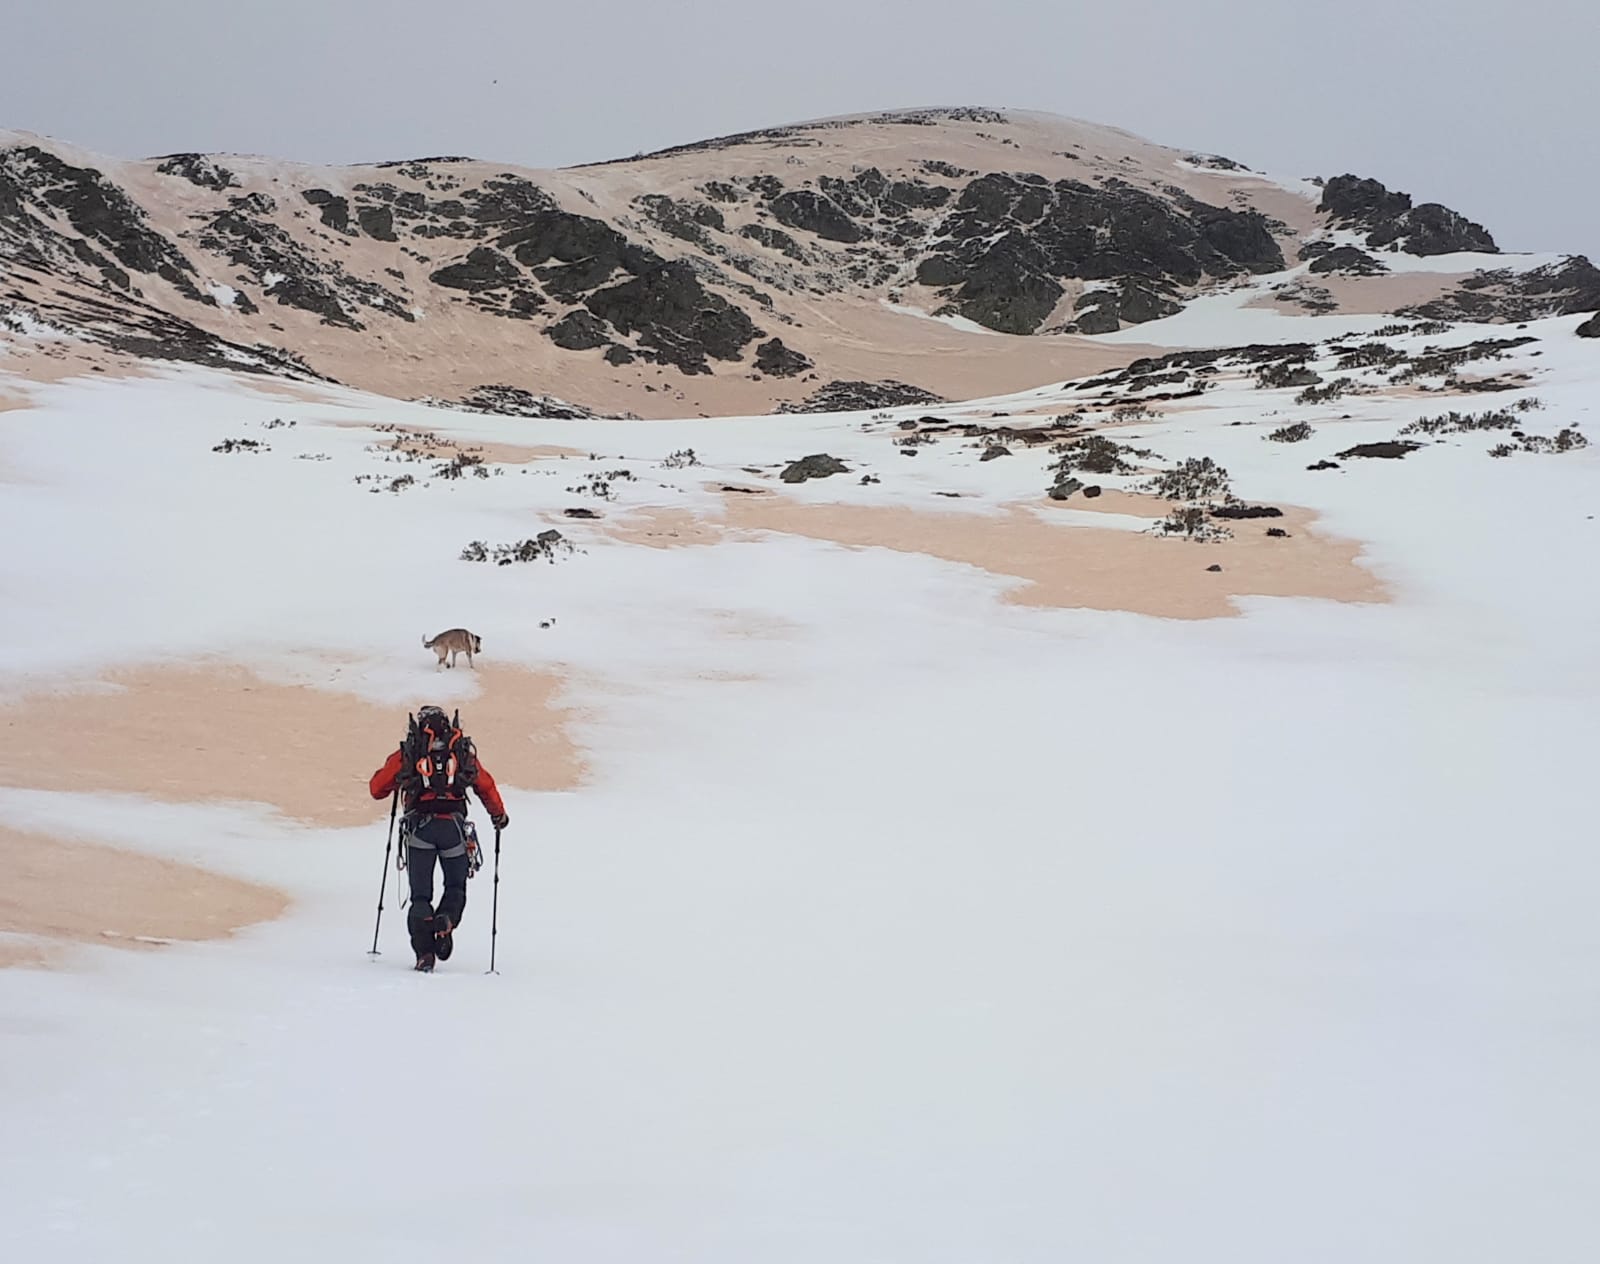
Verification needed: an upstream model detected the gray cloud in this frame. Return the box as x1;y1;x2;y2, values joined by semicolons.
4;0;1595;260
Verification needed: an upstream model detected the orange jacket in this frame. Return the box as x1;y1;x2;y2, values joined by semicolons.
369;747;507;818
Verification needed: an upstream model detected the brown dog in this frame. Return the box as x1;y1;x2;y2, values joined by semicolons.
422;629;481;670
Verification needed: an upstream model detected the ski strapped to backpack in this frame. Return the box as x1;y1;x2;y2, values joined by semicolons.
398;707;480;804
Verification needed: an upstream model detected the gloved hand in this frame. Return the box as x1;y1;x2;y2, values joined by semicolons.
491;813;509;831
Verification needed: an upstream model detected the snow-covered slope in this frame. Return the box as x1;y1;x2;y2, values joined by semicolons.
1;299;1597;1260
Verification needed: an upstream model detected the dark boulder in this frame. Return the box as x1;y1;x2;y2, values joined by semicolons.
754;337;812;377
302;189;350;233
1047;477;1084;501
584;260;759;373
1319;174;1413;226
501;209;659;300
1578;312;1600;338
767;189;863;243
357;204;397;241
1319;173;1497;256
780;453;849;483
1337;441;1421;459
547;309;610;350
1369;203;1497;256
430;247;521;292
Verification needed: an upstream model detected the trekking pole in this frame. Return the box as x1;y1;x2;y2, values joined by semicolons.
368;788;399;956
486;825;502;975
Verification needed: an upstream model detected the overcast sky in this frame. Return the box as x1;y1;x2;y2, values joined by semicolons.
4;0;1595;259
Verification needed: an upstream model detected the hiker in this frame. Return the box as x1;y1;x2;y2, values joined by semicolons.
369;705;509;972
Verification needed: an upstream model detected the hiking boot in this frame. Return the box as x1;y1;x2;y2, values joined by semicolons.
414;953;436;973
433;913;454;961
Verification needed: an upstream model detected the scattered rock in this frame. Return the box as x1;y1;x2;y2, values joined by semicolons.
1336;441;1422;459
1579;312;1600;338
1210;504;1283;519
450;384;602;419
154;153;238;190
980;445;1011;461
1082;485;1102;498
1404;256;1600;323
1206;564;1223;572
563;507;601;519
780;453;849;483
737;222;805;260
1265;527;1290;538
1047;477;1084;501
1307;460;1341;471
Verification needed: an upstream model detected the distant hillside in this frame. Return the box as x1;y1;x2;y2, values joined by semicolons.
2;107;1597;417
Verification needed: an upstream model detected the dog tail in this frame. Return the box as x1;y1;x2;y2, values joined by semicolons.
422;634;433;648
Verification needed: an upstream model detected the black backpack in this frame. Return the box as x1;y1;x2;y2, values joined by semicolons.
399;707;479;801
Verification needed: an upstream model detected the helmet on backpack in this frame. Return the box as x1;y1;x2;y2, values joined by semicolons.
400;706;478;805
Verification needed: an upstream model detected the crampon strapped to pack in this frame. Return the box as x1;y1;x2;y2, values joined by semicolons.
399;707;480;807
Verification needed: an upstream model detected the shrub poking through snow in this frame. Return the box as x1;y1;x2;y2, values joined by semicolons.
1152;505;1231;541
1334;342;1406;371
1266;421;1313;443
1295;378;1361;405
567;470;634;498
460;530;578;564
1050;434;1155;476
661;448;700;469
436;452;490;479
1143;456;1232;502
1490;428;1588;457
1399;408;1521;436
1256;362;1321;390
213;438;268;454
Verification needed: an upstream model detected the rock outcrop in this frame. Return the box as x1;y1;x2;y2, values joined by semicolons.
1319;174;1497;256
